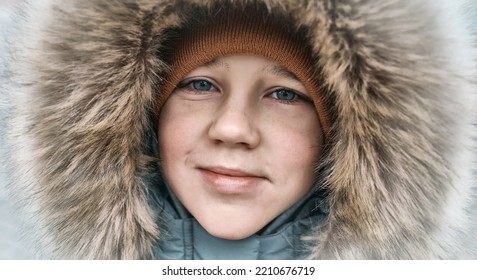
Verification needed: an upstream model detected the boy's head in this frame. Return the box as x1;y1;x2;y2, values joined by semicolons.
157;7;331;139
156;7;329;240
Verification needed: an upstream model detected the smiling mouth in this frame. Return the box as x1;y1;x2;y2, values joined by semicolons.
198;167;267;195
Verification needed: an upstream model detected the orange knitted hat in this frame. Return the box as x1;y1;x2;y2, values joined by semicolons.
158;7;331;140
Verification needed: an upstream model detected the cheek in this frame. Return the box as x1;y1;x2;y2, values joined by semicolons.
158;110;185;161
158;95;215;147
157;98;199;169
265;110;323;187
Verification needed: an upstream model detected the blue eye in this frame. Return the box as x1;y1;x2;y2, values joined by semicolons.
273;89;297;101
191;80;214;91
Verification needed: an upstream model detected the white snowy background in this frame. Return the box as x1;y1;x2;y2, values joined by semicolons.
1;0;36;259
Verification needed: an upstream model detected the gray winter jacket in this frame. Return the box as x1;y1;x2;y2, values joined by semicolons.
152;179;327;259
1;0;477;259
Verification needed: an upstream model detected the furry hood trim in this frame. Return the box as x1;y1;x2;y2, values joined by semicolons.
1;0;476;259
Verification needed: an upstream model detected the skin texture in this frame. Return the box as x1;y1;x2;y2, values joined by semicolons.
158;54;323;240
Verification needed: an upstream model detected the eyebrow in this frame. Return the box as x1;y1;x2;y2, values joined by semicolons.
204;59;230;70
204;58;299;81
262;65;299;81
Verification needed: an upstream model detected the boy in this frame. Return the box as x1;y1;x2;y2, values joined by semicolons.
1;0;476;259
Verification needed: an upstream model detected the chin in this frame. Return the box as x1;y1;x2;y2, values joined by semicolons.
200;220;263;241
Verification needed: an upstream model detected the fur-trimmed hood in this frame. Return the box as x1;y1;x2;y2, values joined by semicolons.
1;0;477;259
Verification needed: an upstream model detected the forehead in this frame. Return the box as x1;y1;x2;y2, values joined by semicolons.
203;55;300;81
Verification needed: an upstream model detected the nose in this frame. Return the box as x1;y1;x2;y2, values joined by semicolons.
207;102;261;149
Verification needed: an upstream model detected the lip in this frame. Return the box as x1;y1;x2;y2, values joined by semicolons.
198;166;267;195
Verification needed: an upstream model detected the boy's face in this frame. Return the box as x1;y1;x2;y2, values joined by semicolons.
158;54;323;240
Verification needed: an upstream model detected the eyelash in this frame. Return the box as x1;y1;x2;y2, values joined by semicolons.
176;79;310;105
269;88;302;104
177;79;218;93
